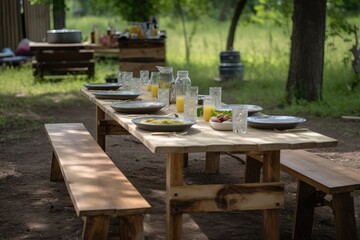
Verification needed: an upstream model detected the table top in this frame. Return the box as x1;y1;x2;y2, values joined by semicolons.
29;42;85;50
81;88;337;154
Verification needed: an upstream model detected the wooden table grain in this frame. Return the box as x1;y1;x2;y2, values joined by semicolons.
81;88;337;240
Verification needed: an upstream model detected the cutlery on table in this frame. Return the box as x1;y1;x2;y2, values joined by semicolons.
274;128;309;133
150;131;188;136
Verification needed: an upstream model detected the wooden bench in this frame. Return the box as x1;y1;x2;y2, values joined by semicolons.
45;123;151;240
245;150;360;240
33;49;95;79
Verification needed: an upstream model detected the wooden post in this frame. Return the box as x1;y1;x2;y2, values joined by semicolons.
49;151;63;182
166;153;184;240
244;155;262;183
118;215;145;240
96;106;106;150
205;152;220;173
292;180;316;239
262;150;280;240
332;192;358;240
82;215;110;240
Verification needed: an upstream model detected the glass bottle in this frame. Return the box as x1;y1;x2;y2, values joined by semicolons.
175;70;191;113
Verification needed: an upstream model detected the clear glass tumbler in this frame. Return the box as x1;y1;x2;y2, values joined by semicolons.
131;77;142;92
140;70;149;85
232;106;248;135
158;88;170;110
121;72;133;91
209;87;222;107
184;86;198;120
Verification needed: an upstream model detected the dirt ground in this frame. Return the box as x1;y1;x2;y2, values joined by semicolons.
0;99;359;240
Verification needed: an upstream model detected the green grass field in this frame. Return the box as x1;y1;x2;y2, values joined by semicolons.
0;14;359;135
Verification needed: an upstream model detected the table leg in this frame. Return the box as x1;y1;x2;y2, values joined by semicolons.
96;106;106;150
166;153;184;240
262;150;281;240
205;152;220;173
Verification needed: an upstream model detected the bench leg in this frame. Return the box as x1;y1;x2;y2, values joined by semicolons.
50;151;63;182
205;152;220;173
332;192;358;240
118;215;145;240
82;215;110;240
244;155;262;183
293;180;316;240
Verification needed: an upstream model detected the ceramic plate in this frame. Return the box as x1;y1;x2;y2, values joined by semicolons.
216;104;263;115
132;116;196;132
84;83;122;90
209;120;233;131
111;101;165;114
93;91;141;100
247;115;306;130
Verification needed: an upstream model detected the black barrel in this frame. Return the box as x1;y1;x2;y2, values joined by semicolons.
219;50;244;81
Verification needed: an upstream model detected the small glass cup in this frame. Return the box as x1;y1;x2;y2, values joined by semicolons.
232;106;248;135
150;72;160;97
131;77;142;92
203;96;215;121
184;86;199;120
158;88;170;110
140;70;149;85
121;71;133;91
209;87;222;107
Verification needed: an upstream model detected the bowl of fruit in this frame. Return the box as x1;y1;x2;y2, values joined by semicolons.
209;114;233;131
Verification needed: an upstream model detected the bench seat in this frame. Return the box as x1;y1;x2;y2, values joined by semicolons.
45;123;151;239
245;149;360;240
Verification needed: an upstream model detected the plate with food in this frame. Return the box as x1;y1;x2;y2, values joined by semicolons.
132;116;196;132
247;115;306;130
111;101;165;114
93;91;141;100
209;114;232;131
84;83;122;90
215;104;263;115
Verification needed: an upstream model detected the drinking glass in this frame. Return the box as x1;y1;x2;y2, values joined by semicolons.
140;70;149;85
158;88;170;110
203;96;215;121
209;87;222;107
184;86;198;120
150;72;160;97
232;106;248;135
131;77;142;92
121;72;133;91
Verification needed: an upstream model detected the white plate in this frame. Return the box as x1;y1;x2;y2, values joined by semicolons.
247;115;306;130
209;120;233;131
216;104;263;115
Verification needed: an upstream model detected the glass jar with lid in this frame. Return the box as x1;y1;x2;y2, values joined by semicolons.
175;70;191;113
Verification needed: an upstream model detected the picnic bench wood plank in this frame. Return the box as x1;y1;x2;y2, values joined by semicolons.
45;123;151;239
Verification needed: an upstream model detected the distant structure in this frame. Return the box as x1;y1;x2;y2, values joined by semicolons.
0;0;50;51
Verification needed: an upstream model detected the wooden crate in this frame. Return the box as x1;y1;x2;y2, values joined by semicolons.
118;39;166;76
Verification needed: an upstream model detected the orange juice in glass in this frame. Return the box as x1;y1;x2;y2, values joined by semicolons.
176;95;185;112
203;96;215;121
146;82;152;91
151;84;158;97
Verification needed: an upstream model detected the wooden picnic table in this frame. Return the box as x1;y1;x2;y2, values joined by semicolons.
81;87;337;240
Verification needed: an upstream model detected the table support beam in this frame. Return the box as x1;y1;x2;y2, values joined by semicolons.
166;153;184;240
262;150;281;240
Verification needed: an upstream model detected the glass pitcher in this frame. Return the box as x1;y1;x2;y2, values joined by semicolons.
156;66;175;103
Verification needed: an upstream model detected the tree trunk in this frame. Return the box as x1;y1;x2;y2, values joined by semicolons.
53;0;66;29
219;0;230;22
226;0;247;51
286;0;326;102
